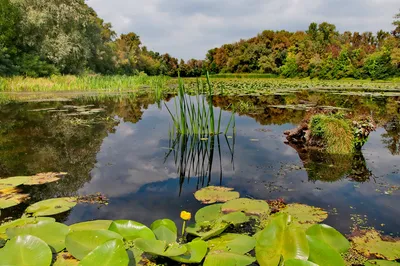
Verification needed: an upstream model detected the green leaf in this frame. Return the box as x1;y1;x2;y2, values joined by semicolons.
281;204;328;229
65;229;123;260
0;217;55;239
0;176;30;190
365;260;400;265
25;197;77;216
306;224;350;253
169;240;208;263
256;214;309;266
208;233;256;254
127;246;145;266
195;204;223;223
307;235;345;266
108;220;155;241
222;198;270;217
204;251;256;266
7;221;69;252
186;220;230;240
69;220;113;232
194;186;240;204
284;259;319;266
134;238;187;257
150;219;177;244
0;235;52;266
0;187;29;209
220;212;250;225
79;239;129;266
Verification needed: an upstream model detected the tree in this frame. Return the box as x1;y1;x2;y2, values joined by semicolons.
393;9;400;38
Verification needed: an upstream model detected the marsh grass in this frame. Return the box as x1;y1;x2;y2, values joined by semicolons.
165;73;235;136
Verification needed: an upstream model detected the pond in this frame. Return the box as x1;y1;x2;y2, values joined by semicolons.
0;90;399;238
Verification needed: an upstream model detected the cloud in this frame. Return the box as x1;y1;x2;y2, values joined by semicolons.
87;0;399;60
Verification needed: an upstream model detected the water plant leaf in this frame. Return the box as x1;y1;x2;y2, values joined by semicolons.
306;224;350;253
350;230;400;260
280;204;328;229
307;235;345;266
194;186;240;204
134;238;187;257
203;251;256;266
208;233;256;254
127;246;145;266
53;252;79;266
150;219;177;244
25;197;77;216
169;240;208;263
23;172;67;185
0;176;30;190
7;221;69;252
256;213;309;266
0;235;52;266
69;220;113;232
222;198;270;216
365;260;400;265
79;239;129;266
65;229;123;260
0;217;55;239
220;211;250;225
0;187;30;209
284;259;319;266
195;204;223;223
186;220;230;240
108;220;155;241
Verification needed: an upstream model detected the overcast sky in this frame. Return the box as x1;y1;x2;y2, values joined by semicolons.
87;0;399;60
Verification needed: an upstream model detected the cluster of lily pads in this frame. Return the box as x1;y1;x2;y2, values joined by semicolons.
0;185;399;265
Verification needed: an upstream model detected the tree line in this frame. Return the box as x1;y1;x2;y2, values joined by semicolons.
0;0;399;79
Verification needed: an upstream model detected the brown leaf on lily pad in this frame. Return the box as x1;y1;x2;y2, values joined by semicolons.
54;252;79;266
194;186;240;204
0;188;30;209
350;229;400;260
24;172;67;186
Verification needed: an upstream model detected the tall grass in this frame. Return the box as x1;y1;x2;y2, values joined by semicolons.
165;73;235;136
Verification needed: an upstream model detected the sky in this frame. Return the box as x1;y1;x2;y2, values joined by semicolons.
87;0;399;60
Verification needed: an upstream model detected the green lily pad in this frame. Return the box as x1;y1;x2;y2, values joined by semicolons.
25;197;77;216
195;204;223;223
280;204;328;229
306;224;350;253
284;259;319;266
23;172;67;186
307;235;345;266
220;212;250;225
79;239;129;266
194;186;240;204
365;260;400;265
53;252;79;266
127;246;145;266
69;220;113;232
169;240;208;263
134;238;187;257
7;221;69;252
0;217;55;239
0;188;30;209
208;233;256;254
65;229;123;260
203;251;256;266
108;220;155;241
222;198;270;217
0;235;52;266
150;219;177;244
0;176;30;190
350;230;400;260
186;220;230;241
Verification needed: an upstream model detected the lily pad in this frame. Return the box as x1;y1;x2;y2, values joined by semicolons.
186;221;230;241
194;186;240;204
65;229;123;260
307;235;345;266
69;220;113;232
203;251;256;266
127;246;145;266
0;176;30;190
222;198;270;217
25;197;77;216
53;252;79;266
0;187;30;209
208;233;256;254
0;217;55;239
195;204;223;223
79;239;129;266
134;238;187;257
23;172;67;186
150;219;177;244
169;240;208;263
7;221;69;252
285;259;319;266
280;204;328;229
306;224;350;253
0;235;52;266
108;220;155;241
365;260;400;265
350;230;400;260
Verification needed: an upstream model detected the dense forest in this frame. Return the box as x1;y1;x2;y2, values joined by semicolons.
0;0;399;79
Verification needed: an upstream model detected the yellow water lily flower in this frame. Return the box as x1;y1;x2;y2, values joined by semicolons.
180;211;191;221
